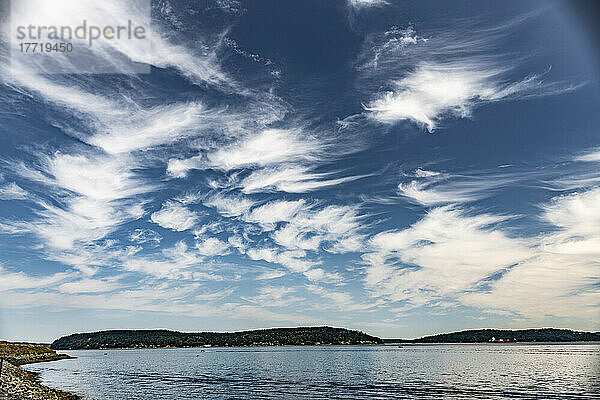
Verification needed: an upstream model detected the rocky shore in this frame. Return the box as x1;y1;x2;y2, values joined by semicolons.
0;342;78;399
2;352;74;367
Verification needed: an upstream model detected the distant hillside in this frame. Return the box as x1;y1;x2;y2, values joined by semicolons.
51;327;382;350
384;328;600;343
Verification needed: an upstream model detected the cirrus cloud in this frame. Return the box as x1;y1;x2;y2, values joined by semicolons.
151;201;200;231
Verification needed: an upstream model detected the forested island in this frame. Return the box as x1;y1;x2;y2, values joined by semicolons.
49;327;600;350
385;328;600;343
51;327;381;350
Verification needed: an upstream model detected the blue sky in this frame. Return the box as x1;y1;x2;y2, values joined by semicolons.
0;0;599;342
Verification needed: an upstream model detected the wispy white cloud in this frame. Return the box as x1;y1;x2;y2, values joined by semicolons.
240;165;366;194
87;102;210;154
357;19;578;132
168;128;321;178
306;284;379;311
272;204;365;253
302;268;343;284
5;67;279;158
0;277;213;318
531;149;600;192
414;168;440;178
357;27;427;71
245;247;337;283
229;203;365;283
1;269;324;328
348;0;388;10
242;286;302;307
542;189;600;236
151;201;200;231
363;185;600;322
122;241;211;279
194;222;227;238
398;180;480;206
194;287;235;302
255;270;287;280
364;61;543;131
40;241;132;277
0;182;29;200
36;153;151;201
273;250;320;275
8;0;231;87
166;156;205;179
247;247;318;273
397;168;516;206
129;228;162;246
167;127;365;194
4;63;124;117
5;153;151;249
243;200;306;230
0;265;71;291
364;207;530;309
195;237;230;257
272;224;322;251
203;194;255;217
461;188;600;321
208;129;321;170
57;278;123;294
576;148;600;162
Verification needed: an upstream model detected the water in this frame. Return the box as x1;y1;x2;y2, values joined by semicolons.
24;344;600;399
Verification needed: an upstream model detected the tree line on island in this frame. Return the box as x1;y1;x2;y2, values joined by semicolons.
50;327;381;349
49;327;600;350
385;328;600;343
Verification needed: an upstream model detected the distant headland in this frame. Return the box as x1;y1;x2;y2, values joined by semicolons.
384;328;600;344
49;327;600;350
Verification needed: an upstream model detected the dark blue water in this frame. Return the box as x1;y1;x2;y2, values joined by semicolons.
24;344;600;399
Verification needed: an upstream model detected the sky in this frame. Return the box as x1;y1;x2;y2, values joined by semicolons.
0;0;599;342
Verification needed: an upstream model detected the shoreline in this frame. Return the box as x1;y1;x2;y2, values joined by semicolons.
383;340;600;345
4;353;75;366
1;355;78;400
53;342;379;351
50;327;600;350
52;340;600;351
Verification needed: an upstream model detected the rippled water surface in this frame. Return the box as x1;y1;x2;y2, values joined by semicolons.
24;344;600;399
